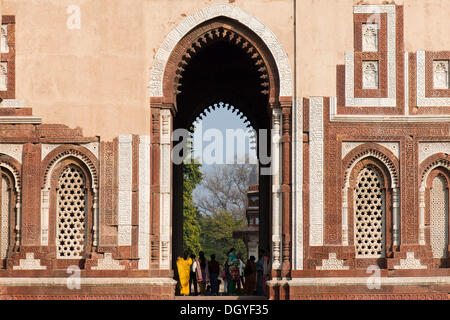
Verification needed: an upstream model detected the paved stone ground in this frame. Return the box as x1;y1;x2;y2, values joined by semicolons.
176;277;267;300
175;295;267;300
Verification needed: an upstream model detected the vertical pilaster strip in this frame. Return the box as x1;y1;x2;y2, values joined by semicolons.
404;52;409;115
392;187;400;246
117;135;133;246
271;107;282;271
419;186;426;245
309;97;324;246
342;188;349;246
99;141;118;246
15;188;21;246
21;143;41;246
92;189;99;247
150;107;161;269
40;188;49;246
138;135;150;270
160;108;171;270
281;100;292;276
292;99;303;270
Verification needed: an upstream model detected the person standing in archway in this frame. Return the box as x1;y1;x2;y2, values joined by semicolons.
189;253;198;296
208;254;220;296
255;249;265;295
237;252;245;292
196;251;210;295
244;256;257;295
227;248;239;295
176;251;193;296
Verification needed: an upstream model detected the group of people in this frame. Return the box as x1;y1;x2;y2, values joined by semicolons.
176;248;271;296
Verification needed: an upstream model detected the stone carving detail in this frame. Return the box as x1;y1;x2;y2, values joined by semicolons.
0;176;10;260
316;253;349;270
362;61;379;89
56;165;86;259
362;23;378;52
91;253;125;270
354;165;385;258
1;25;8;53
13;253;46;270
150;3;292;97
0;62;7;91
430;175;448;258
433;60;449;89
393;252;427;270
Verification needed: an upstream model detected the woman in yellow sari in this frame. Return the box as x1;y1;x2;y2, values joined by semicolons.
176;251;193;296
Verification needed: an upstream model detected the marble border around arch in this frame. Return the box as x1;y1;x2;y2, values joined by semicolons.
149;2;293;98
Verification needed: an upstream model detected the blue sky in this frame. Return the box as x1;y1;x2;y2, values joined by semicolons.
191;104;257;170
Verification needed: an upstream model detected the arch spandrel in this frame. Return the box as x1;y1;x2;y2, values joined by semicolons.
150;3;292;101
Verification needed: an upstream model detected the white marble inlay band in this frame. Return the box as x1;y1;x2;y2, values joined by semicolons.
292;98;303;270
118;134;133;246
138;136;150;270
309;97;324;246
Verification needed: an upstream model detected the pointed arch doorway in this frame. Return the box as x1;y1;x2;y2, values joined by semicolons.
149;4;295;281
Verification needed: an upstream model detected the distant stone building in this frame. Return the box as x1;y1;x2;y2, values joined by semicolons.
233;168;260;260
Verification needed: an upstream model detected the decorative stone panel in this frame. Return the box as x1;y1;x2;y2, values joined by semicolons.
0;175;10;259
419;142;450;164
309;97;324;246
0;144;23;163
13;253;46;270
0;24;8;53
362;61;379;89
342;142;399;160
91;253;124;270
138;136;150;270
118;135;133;246
56;165;86;259
316;253;349;270
362;23;378;52
393;252;427;270
430;175;448;258
354;165;385;258
433;60;449;89
0;62;7;91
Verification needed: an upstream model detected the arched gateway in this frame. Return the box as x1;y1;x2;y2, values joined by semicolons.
149;3;295;279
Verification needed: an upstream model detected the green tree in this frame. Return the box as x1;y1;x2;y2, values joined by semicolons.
183;158;203;255
199;209;247;265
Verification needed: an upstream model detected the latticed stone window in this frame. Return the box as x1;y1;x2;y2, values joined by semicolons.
354;165;385;258
56;165;86;259
0;174;10;260
430;175;448;259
